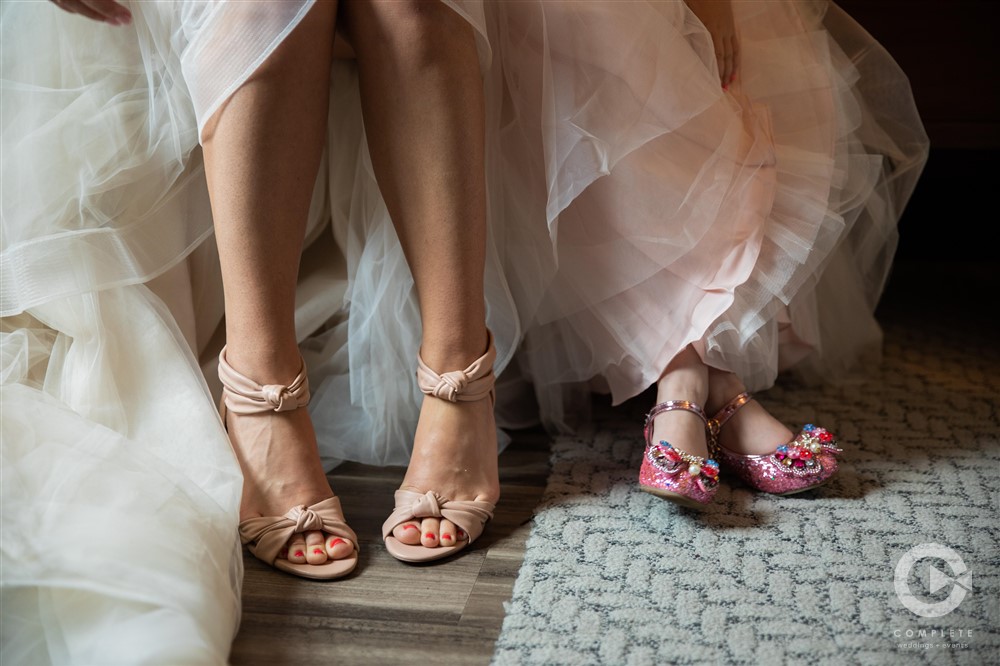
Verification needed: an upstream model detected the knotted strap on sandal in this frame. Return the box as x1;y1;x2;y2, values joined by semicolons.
415;331;497;405
219;346;358;580
382;490;495;563
383;331;497;563
217;346;310;415
240;498;359;579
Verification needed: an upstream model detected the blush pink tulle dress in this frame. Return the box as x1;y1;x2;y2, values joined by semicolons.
490;2;928;429
0;0;927;661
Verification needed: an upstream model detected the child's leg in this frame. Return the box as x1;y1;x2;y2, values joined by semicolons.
705;368;794;455
650;345;712;458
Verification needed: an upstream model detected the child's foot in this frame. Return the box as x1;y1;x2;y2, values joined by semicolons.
705;368;793;455
223;350;354;567
640;345;721;506
390;336;499;550
649;346;711;459
704;367;842;494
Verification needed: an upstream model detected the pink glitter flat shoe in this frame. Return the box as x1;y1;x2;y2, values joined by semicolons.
709;392;843;495
639;400;721;508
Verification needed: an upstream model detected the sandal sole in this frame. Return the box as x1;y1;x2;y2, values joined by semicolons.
248;545;358;581
384;536;471;563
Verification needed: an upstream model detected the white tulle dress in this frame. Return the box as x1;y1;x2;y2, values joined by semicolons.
1;0;926;662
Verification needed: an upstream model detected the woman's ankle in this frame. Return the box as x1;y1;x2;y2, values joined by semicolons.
223;340;303;384
419;326;490;370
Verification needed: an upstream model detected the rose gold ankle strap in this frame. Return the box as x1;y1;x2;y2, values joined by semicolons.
708;391;753;433
217;346;310;415
643;400;709;448
416;330;496;404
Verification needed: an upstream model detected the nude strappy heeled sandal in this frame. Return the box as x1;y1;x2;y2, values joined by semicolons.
218;347;359;580
382;332;497;563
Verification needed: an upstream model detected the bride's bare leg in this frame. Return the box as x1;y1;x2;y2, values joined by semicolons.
341;0;495;547
201;2;352;565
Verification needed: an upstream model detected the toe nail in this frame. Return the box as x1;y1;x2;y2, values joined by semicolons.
313;548;324;555
441;535;452;541
329;538;344;548
293;551;304;558
425;533;435;539
402;525;418;531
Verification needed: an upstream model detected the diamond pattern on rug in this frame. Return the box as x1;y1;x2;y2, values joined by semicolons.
492;320;1000;665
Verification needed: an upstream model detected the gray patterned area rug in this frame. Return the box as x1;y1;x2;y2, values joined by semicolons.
492;316;1000;665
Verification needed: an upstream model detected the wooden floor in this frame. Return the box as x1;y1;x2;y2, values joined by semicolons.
230;430;551;665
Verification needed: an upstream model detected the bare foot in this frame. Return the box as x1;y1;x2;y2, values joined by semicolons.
391;340;499;549
224;353;354;565
705;368;793;455
650;346;711;460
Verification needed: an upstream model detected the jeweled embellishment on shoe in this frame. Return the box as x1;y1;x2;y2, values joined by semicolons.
770;425;842;477
710;392;844;495
648;442;720;490
640;399;719;506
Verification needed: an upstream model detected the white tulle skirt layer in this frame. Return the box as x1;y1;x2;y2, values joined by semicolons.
1;1;324;662
1;292;243;664
488;0;928;430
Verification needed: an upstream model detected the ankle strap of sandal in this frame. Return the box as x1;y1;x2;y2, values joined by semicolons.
218;346;311;415
708;391;752;433
643;400;709;448
416;330;496;404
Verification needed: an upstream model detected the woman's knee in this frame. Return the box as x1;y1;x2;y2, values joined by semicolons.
341;0;470;55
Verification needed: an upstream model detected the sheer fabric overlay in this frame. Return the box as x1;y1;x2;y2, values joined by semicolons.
2;2;317;663
489;1;928;430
